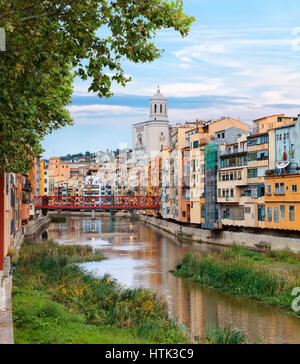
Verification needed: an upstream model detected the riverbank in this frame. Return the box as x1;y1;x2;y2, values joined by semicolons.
0;215;51;344
172;246;300;316
12;241;188;344
140;214;300;253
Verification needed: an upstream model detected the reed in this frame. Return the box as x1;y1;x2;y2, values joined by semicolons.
173;246;300;315
13;241;188;344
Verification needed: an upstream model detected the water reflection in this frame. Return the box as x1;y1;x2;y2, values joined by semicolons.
37;217;300;344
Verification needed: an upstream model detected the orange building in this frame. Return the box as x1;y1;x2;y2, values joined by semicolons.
48;157;71;180
265;174;300;231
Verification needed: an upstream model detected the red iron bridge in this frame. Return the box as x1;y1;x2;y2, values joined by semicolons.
34;196;160;210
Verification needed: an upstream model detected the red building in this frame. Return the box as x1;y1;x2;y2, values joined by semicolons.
0;173;4;274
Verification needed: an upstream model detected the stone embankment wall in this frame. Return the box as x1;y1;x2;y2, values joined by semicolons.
139;215;300;253
50;211;133;218
23;216;51;241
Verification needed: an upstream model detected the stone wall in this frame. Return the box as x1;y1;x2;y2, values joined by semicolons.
23;216;51;240
50;211;133;218
140;215;300;253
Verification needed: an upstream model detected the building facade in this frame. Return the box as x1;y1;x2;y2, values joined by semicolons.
132;88;170;166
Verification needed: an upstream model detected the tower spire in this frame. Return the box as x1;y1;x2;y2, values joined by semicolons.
149;86;168;121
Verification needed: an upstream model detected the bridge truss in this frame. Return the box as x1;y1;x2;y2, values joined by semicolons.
34;196;160;210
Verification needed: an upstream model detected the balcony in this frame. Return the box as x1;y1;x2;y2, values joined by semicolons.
22;180;31;191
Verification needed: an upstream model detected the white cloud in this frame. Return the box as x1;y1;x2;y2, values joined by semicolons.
68;104;147;117
173;44;226;63
73;84;97;97
141;79;226;97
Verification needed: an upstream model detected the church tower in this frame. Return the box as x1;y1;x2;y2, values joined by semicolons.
149;86;168;122
132;87;170;165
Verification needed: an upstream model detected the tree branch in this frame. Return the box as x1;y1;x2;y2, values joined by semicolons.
19;0;78;22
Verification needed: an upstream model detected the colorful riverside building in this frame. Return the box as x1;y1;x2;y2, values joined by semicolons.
265;115;300;231
48;157;71;196
186;117;251;227
0;160;40;281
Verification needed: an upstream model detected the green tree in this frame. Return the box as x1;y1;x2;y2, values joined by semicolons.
0;0;194;174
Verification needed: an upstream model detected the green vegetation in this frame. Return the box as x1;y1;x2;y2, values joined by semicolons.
49;215;67;224
204;325;253;345
0;0;194;173
13;241;188;344
173;246;300;315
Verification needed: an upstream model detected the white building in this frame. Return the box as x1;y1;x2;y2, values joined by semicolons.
132;87;170;165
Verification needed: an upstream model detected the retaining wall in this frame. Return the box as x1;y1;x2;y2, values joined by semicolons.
140;215;300;253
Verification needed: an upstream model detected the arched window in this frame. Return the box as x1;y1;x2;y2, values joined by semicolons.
154;104;157;113
160;104;163;113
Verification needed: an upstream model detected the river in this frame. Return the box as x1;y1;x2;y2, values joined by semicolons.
36;216;300;344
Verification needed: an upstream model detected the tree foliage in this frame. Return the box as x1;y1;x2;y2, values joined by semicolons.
0;0;194;173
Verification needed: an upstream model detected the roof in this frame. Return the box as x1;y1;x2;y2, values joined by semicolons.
150;87;167;101
253;114;284;122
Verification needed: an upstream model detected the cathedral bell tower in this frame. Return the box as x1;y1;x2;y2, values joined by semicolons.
149;86;168;122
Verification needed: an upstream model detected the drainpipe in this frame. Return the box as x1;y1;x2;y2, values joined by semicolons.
295;114;300;169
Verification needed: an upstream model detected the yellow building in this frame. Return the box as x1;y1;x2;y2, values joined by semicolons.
265;174;300;231
253;114;297;135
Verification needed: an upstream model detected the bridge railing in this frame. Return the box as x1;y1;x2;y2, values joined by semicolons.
34;195;160;210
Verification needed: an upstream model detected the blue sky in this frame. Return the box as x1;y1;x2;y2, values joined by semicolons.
42;0;300;158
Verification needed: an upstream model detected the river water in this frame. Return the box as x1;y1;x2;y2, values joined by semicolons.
36;216;300;344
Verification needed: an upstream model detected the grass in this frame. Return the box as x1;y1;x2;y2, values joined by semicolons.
13;289;151;344
204;325;252;344
172;246;300;316
49;215;67;223
13;241;188;344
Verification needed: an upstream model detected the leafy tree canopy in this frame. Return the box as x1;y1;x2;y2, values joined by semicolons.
0;0;194;174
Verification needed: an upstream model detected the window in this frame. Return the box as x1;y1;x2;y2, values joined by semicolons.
201;205;206;218
267;207;272;222
280;205;285;220
231;189;234;198
292;185;297;193
275;183;279;195
223;208;230;219
258;205;265;221
193;141;199;149
289;206;295;221
280;183;285;195
248;152;257;162
267;184;271;195
248;168;258;179
274;207;279;223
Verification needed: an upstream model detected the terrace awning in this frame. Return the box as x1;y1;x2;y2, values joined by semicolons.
276;161;290;169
